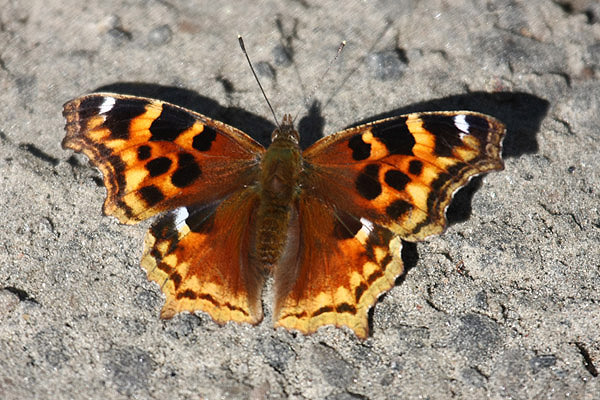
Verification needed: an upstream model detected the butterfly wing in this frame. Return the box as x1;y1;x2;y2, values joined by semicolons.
301;111;505;241
274;112;505;337
142;188;264;324
274;196;402;338
63;93;265;223
63;93;266;324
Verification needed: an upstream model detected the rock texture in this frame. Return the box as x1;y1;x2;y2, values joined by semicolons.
0;0;598;398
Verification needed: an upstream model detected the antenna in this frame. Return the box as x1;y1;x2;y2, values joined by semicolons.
294;40;346;122
238;35;280;128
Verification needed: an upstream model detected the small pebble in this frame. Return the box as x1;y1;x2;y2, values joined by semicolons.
148;25;172;46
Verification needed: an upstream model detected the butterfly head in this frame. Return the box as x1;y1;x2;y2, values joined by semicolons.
271;114;299;145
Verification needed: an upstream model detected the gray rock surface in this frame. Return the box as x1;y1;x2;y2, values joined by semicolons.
1;0;599;398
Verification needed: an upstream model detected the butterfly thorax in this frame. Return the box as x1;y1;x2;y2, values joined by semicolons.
256;115;302;265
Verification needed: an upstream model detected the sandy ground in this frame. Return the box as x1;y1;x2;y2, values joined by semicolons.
1;0;599;399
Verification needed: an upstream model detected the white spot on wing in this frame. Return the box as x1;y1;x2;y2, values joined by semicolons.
99;97;116;114
454;114;469;133
173;207;189;231
359;217;374;236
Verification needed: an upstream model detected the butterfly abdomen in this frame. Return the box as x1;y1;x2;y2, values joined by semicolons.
255;121;302;265
256;204;293;264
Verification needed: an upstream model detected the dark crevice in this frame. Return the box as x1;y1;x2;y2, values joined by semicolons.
4;286;39;303
394;47;409;64
472;365;490;380
424;296;444;313
108;26;132;41
556;1;574;14
574;342;599;377
215;75;234;95
554;1;597;24
584;9;597;24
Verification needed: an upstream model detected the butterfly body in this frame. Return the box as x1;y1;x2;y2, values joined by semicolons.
63;93;505;338
256;114;302;265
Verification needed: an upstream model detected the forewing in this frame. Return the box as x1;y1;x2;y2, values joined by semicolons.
302;111;505;241
62;93;265;223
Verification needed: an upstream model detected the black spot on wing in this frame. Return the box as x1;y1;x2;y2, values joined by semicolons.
150;213;179;241
145;156;172;177
335;303;356;314
356;164;382;200
138;184;165;206
348;134;371;161
150;103;196;142
464;114;492;142
410;163;470;236
116;199;134;220
177;289;197;299
386;199;413;219
103;98;149;140
384;169;410;192
171;153;201;188
366;269;383;284
92;143;129;212
192;126;218;151
426;162;467;209
420;115;463;157
354;282;367;302
224;302;249;315
429;172;451;195
312;306;334;317
96;145;127;196
199;293;217;304
77;96;105;120
170;272;183;289
148;213;182;256
366;225;394;247
157;262;174;275
409;159;423;176
380;253;393;269
363;225;395;263
137;145;152;160
370;117;414;155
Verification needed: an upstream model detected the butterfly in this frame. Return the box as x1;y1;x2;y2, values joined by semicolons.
62;92;505;338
